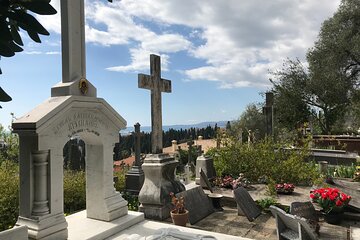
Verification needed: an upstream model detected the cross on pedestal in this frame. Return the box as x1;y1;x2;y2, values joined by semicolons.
134;122;141;166
187;138;194;165
60;0;86;83
138;54;172;154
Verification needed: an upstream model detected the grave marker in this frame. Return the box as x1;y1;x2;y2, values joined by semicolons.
138;54;171;154
176;186;214;224
290;201;319;223
233;187;261;222
199;168;214;193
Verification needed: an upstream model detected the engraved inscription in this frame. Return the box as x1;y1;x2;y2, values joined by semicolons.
52;111;108;135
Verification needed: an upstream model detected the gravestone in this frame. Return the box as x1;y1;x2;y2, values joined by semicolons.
175;186;214;224
11;1;131;239
199;168;214;193
125;123;145;195
290;201;320;234
233;187;261;222
195;155;216;186
270;206;319;240
290;201;318;223
138;55;184;220
262;92;274;137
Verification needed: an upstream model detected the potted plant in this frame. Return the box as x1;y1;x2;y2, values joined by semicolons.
310;187;351;224
275;183;295;194
170;192;189;226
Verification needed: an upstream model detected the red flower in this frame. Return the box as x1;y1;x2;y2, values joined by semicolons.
336;200;343;207
310;193;315;199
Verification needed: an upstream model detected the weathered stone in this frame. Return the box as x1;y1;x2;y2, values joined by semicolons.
290;201;319;223
263;92;274;137
125;123;144;195
195;154;216;186
139;154;185;220
233;187;261;222
199;168;214;192
138;54;171;154
176;186;214;224
270;206;318;240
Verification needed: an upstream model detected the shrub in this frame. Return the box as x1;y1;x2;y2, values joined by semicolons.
114;167;128;192
63;170;86;214
0;161;19;231
208;137;319;185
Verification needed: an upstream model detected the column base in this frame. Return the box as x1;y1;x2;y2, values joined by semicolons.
16;213;68;240
139;203;171;220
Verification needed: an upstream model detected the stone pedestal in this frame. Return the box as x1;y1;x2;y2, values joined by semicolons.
195;154;216;186
125;166;145;195
139;154;185;220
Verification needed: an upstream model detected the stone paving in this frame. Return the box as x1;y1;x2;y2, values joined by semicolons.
160;183;360;240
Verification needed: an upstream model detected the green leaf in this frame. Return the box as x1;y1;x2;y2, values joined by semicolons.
10;24;23;46
9;11;49;36
21;2;57;15
0;87;12;102
27;30;41;43
0;20;12;42
0;42;15;57
7;41;23;53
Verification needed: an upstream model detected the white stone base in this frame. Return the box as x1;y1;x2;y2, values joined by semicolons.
107;220;252;240
66;210;144;240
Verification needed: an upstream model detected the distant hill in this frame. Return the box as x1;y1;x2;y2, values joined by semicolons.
120;121;227;135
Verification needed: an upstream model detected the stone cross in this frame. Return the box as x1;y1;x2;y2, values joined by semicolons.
138;54;171;154
263;92;274;137
134;122;141;166
187;138;194;164
60;0;86;83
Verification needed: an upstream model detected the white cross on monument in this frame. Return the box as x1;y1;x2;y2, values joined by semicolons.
60;0;86;83
138;54;171;154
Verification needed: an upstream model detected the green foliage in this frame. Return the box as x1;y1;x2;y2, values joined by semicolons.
0;1;56;58
0;0;57;102
231;103;266;141
114;167;128;192
0;161;19;231
0;125;19;163
256;197;278;211
208;137;319;185
121;192;139;211
63;170;86;215
266;178;277;197
328;164;357;178
271;0;360;134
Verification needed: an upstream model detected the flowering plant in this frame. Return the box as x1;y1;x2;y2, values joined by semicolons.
275;183;295;194
170;192;186;214
310;188;351;214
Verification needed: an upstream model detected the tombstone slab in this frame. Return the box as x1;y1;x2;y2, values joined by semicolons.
13;96;128;239
233;187;261;222
175;186;214;224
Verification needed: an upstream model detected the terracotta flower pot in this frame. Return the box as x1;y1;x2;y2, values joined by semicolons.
170;209;189;226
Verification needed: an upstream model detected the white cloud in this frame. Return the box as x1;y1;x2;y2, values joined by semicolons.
39;0;341;88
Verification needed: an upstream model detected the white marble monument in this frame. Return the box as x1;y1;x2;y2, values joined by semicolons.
11;0;134;239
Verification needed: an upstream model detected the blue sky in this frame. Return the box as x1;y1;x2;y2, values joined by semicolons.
0;0;341;129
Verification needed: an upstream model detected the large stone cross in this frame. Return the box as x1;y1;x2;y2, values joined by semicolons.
60;0;86;83
138;54;172;154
